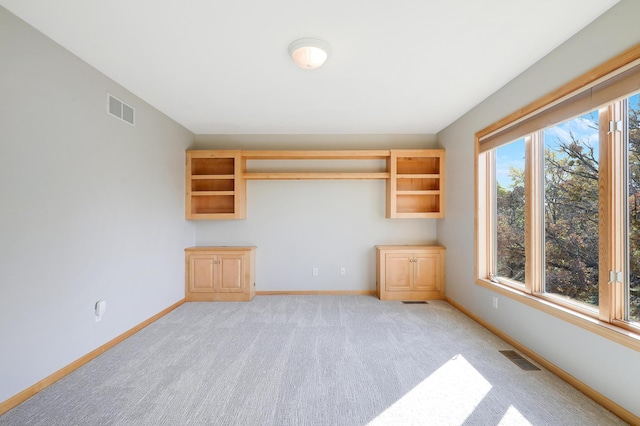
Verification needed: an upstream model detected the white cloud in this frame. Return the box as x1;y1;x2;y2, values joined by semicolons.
545;115;598;148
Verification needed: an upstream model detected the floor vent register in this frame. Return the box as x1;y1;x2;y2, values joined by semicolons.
499;350;540;371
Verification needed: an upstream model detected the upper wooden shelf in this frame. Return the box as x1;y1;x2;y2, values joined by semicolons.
244;172;390;180
243;150;391;160
242;149;390;180
186;149;445;220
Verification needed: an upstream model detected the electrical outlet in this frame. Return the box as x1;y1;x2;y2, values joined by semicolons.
340;267;346;276
95;300;107;322
312;267;318;276
492;296;498;310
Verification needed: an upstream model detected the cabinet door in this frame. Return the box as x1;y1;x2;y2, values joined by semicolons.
384;253;413;291
413;252;440;292
189;256;215;292
217;254;245;293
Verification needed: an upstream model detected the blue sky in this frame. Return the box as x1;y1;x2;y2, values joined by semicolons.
495;94;640;188
631;93;640;113
496;112;599;188
544;111;599;152
496;138;525;188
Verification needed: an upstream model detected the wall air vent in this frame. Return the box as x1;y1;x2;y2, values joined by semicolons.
107;93;135;126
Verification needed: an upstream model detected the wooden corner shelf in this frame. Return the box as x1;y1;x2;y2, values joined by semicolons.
387;149;446;219
186;151;245;220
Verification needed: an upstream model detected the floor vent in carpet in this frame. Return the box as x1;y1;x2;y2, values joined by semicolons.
402;301;428;304
499;350;540;371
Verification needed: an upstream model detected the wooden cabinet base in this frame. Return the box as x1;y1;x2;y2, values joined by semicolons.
186;292;254;302
376;290;444;301
185;246;256;302
376;245;445;301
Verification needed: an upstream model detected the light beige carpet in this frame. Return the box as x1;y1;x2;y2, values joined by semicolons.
0;296;625;425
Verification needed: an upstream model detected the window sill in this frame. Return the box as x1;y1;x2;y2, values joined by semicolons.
476;278;640;352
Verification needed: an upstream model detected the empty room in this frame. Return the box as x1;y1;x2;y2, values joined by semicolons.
1;1;639;425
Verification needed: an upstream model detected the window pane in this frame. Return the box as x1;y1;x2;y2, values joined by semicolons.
543;112;599;309
495;139;526;283
627;93;640;323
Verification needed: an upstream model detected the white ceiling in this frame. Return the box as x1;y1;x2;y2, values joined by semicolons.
1;0;619;135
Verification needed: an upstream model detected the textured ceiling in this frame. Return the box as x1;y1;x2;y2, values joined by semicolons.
0;0;619;134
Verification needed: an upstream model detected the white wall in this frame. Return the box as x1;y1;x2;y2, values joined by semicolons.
437;0;640;417
0;8;194;403
194;135;439;292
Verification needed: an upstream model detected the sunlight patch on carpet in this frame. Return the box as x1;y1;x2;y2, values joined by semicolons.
368;354;492;425
498;405;533;425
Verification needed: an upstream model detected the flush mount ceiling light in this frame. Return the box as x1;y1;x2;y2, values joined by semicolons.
288;38;330;70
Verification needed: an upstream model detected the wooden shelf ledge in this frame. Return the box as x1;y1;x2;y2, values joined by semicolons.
243;172;390;180
190;191;235;196
191;175;235;180
396;174;440;179
243;150;391;160
396;190;440;195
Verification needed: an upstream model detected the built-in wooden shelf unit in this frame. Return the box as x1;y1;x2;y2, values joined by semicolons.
185;149;445;220
186;151;245;220
388;149;445;218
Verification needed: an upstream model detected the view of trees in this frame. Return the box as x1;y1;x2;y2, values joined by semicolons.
543;119;599;307
496;99;640;322
627;97;640;322
496;164;525;282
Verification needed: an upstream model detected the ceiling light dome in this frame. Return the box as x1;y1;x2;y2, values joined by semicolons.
288;38;330;70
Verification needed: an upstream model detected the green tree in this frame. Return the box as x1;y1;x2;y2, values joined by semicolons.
627;99;640;321
497;167;525;281
544;132;599;306
497;105;640;321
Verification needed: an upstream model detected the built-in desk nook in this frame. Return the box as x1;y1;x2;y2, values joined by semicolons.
185;149;445;301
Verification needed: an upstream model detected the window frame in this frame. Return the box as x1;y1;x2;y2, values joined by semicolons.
475;44;640;352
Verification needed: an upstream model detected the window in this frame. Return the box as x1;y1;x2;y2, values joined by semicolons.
495;139;526;285
543;112;600;310
476;45;640;349
627;93;640;323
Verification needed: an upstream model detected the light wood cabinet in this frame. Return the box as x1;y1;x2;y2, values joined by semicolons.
387;149;445;218
186;150;246;220
376;245;445;300
185;247;256;301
